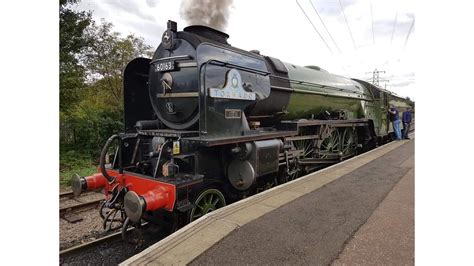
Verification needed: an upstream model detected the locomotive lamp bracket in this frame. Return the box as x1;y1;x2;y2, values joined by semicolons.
162;20;177;50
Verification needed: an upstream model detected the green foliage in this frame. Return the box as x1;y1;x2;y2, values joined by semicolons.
59;0;92;112
60;0;92;65
59;149;97;187
83;20;153;106
59;3;154;188
61;20;153;151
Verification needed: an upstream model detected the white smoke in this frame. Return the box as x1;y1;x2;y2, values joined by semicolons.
180;0;233;31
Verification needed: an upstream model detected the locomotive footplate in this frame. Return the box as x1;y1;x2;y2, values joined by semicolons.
155;173;204;189
182;130;297;147
137;129;199;138
158;173;204;212
278;119;370;131
298;153;354;165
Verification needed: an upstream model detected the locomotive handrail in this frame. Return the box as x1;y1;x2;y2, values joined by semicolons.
269;74;372;100
204;59;271;76
149;55;192;64
99;133;139;183
100;134;120;183
271;86;374;102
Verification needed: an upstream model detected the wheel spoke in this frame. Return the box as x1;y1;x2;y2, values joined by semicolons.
320;130;343;157
340;128;356;156
191;189;227;222
208;194;214;205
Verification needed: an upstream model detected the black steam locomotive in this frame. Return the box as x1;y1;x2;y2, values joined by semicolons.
72;20;413;240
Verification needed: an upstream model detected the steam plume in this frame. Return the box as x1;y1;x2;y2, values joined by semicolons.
180;0;233;31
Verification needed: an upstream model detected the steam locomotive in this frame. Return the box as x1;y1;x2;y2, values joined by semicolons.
72;20;413;241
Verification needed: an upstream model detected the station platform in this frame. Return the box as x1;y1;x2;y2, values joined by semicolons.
121;138;414;265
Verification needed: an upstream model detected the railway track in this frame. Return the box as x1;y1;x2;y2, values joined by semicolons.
59;222;165;265
60;230;122;257
59;191;75;200
59;191;104;222
60;198;104;217
59;190;99;201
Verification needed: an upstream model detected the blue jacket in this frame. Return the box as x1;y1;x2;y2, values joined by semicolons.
402;111;412;123
389;108;399;122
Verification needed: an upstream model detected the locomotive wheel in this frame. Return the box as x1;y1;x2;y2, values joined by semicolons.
286;129;315;181
341;128;357;156
189;188;226;222
320;129;341;158
291;128;316;159
292;138;315;158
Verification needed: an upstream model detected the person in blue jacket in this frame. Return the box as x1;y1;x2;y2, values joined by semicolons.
388;105;402;140
402;107;413;139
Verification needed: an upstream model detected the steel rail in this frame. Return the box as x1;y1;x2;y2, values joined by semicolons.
60;191;100;200
60;199;104;217
59;230;122;256
59;191;74;200
60;222;149;257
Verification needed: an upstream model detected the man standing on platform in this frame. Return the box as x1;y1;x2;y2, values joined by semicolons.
402;107;412;139
388;105;402;140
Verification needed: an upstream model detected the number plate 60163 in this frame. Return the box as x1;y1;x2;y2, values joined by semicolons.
155;61;175;72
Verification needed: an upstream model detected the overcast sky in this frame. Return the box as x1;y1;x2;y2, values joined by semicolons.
74;0;415;99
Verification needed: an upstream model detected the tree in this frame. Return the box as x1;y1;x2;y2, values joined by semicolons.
59;2;154;184
64;20;153;152
59;0;93;112
83;21;153;107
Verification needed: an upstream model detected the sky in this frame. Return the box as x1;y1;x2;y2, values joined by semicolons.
74;0;415;99
5;3;474;264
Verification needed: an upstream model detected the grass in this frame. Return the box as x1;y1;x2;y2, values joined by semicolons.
60;149;98;188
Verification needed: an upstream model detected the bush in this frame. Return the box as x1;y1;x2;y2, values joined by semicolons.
59;149;98;187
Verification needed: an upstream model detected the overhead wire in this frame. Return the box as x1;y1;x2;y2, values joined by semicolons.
370;1;375;44
390;11;398;44
309;0;342;54
338;0;357;50
296;0;334;54
307;0;349;76
403;17;415;49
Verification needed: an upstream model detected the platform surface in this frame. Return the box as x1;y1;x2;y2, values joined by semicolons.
333;159;414;265
121;138;414;265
